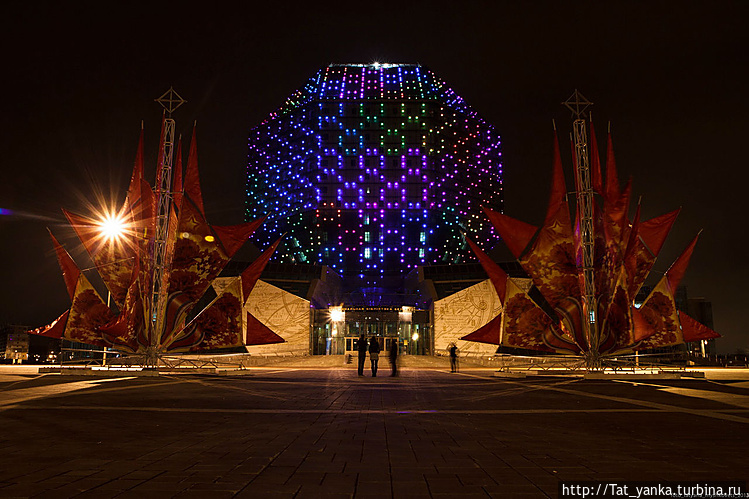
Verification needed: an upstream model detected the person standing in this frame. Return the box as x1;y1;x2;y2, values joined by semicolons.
389;339;399;377
357;334;368;376
369;336;381;377
449;342;459;373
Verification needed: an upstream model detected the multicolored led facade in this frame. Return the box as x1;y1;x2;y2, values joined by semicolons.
246;63;502;277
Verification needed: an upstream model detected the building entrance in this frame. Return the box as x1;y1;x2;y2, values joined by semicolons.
311;307;431;356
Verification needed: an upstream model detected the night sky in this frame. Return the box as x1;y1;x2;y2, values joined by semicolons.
1;2;747;353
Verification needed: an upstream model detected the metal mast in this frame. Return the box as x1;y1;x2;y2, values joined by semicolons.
562;90;600;368
149;87;185;365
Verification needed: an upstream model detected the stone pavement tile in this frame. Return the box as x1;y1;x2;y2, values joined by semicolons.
519;469;556;481
353;471;390;483
424;473;461;485
32;491;105;499
327;446;353;458
553;472;596;482
390;467;434;482
183;481;244;492
455;469;499;487
355;490;392;499
127;479;191;493
116;491;182;499
140;450;182;461
533;481;559;498
88;478;145;492
5;467;66;483
181;471;233;484
359;458;391;468
497;456;536;468
480;464;528;475
271;456;306;468
325;441;364;455
387;447;414;458
298;461;346;473
172;490;234;499
65;458;113;469
234;458;274;474
88;467;132;481
684;470;738;481
483;483;550;498
432;485;490;498
321;472;358;489
145;471;193;482
74;490;120;499
392;481;431;499
121;469;165;480
247;469;298;487
146;460;196;471
186;463;236;474
413;450;446;464
424;477;470;496
469;456;511;469
286;471;326;486
492;474;536;486
234;482;301;498
524;456;563;468
433;464;478;475
32;475;77;489
295;487;355;499
388;456;420;467
59;468;101;478
36;479;115;498
0;482;54;497
214;475;256;487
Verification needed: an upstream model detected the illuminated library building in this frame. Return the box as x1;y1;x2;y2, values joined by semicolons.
240;63;506;356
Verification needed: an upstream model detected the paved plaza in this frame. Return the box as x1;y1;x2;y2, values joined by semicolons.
1;359;748;498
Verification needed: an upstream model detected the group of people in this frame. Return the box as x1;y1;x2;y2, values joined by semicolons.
355;336;460;376
357;334;398;377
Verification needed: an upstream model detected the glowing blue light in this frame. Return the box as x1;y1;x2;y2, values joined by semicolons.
245;63;503;274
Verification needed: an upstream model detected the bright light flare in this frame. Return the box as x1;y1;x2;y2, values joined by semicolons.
399;306;413;322
329;306;345;323
98;213;128;241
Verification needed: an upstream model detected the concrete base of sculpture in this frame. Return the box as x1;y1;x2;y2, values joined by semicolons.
492;371;527;378
584;370;705;380
490;369;706;380
39;366;161;376
38;366;240;376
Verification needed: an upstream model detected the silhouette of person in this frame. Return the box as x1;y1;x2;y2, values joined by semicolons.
449;342;459;373
369;336;381;377
389;338;399;377
357;334;368;376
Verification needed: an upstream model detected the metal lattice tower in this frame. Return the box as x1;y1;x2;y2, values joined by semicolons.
149;87;185;363
563;90;600;367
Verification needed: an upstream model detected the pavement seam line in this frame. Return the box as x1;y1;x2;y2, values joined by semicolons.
457;371;749;424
